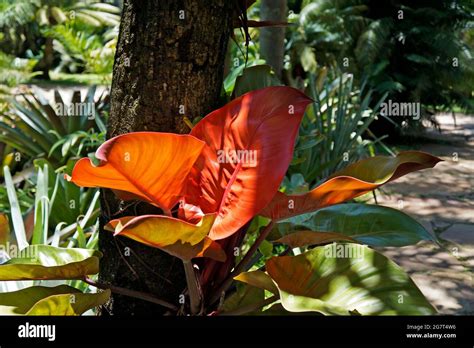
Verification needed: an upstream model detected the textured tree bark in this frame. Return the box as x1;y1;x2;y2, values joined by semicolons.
34;37;54;79
100;0;233;315
259;0;287;78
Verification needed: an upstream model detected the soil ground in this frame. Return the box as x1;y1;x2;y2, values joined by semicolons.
372;114;473;314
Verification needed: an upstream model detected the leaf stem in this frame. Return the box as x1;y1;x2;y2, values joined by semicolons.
83;277;177;311
183;261;202;315
209;220;274;306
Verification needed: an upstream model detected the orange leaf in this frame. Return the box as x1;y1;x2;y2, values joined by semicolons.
186;86;313;240
261;151;442;220
66;132;205;212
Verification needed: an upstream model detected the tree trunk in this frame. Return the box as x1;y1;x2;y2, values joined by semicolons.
100;0;233;315
34;37;54;79
259;0;287;78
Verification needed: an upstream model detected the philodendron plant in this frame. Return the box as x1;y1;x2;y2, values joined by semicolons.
0;86;440;315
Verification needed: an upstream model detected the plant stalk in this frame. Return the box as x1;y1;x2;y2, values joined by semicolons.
83;277;177;311
209;220;274;306
183;261;202;315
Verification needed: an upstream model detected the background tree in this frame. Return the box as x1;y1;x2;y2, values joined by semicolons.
259;0;287;78
286;0;474;138
100;0;233;315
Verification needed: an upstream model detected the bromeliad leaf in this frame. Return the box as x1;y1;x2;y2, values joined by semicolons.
0;245;100;280
0;285;110;315
274;203;435;247
66;132;205;212
261;151;442;220
106;214;226;262
265;243;437;315
186;86;313;240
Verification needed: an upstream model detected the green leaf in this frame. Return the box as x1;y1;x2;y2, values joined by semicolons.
221;284;264;314
3;166;28;250
0;245;101;280
258;240;273;259
273;230;356;248
0;285;110;315
266;243;437;315
32;165;49;245
233;65;282;97
277;203;435;247
223;59;265;94
405;54;432;65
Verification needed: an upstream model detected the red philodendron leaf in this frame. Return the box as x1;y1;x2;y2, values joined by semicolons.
186;86;313;240
66;132;205;212
261;151;442;220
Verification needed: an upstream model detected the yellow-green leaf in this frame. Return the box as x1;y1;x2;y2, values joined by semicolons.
106;214;226;261
234;270;279;295
0;246;100;280
27;289;111;315
0;285;110;315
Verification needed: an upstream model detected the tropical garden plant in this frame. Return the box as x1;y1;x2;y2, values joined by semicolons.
286;0;474;138
4;85;438;316
0;0;120;78
0;86;107;170
0;163;103;314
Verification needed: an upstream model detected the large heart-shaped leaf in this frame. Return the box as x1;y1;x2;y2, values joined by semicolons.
266;243;436;315
106;214;226;262
261;151;441;220
0;246;100;280
186;86;313;240
0;285;110;315
66;132;205;212
275;203;435;247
